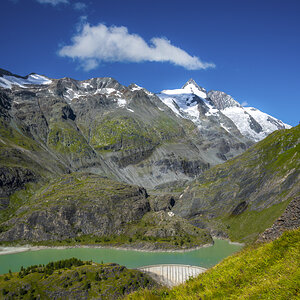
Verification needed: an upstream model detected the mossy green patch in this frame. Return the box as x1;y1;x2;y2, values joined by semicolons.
0;118;41;153
47;121;93;157
0;182;40;223
90;115;184;152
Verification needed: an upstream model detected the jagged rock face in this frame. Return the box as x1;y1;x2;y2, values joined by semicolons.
257;196;300;243
0;69;257;190
0;174;150;242
207;90;240;110
0;166;36;210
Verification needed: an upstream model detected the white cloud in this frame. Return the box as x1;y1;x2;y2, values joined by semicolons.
241;101;248;106
36;0;69;6
58;23;215;71
74;2;87;10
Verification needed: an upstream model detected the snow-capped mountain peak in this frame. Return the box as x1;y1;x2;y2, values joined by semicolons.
182;78;207;98
157;79;291;142
0;69;52;89
181;79;207;99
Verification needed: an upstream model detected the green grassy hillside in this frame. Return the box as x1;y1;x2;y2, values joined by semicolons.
128;228;300;299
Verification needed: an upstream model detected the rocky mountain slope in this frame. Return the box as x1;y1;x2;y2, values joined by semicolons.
0;173;212;249
257;196;300;243
1;67;280;196
170;125;299;243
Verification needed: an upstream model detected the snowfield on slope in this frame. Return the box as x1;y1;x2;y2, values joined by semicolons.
0;74;52;88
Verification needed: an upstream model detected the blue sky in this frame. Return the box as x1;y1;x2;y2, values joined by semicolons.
1;0;299;125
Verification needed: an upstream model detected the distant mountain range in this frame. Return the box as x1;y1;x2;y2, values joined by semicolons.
0;67;298;247
0;68;291;191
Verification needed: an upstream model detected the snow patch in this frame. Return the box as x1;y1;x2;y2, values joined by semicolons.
0;74;52;89
244;107;291;131
117;98;127;107
222;106;292;141
81;82;92;88
220;123;230;132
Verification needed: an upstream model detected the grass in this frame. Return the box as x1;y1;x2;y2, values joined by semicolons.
127;228;300;299
221;200;291;243
0;182;40;224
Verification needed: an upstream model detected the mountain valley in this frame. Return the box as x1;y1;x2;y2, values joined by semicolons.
0;68;298;299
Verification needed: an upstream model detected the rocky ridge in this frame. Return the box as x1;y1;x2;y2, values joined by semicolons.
0;173;211;250
257;196;300;243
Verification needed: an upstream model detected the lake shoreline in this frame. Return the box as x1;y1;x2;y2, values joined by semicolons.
0;239;244;275
0;242;216;256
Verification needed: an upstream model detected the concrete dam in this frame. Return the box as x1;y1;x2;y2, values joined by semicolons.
137;264;207;287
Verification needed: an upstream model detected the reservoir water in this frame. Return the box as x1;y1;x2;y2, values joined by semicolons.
0;239;242;275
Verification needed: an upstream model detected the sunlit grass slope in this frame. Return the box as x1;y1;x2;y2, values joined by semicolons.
127;228;300;299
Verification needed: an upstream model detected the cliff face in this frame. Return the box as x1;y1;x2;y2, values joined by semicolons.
0;173;212;249
257;196;300;243
0;174;150;242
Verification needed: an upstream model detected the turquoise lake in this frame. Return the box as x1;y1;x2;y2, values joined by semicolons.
0;239;242;275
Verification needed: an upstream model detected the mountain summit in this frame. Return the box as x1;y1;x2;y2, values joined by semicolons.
182;78;206;95
158;79;290;142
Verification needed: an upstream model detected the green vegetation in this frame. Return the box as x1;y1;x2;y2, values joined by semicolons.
90;115;184;151
122;211;212;250
0;258;158;299
127;228;300;299
47;121;93;157
0;118;41;154
28;173;139;208
25;230;209;250
221;200;290;243
0;182;39;224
